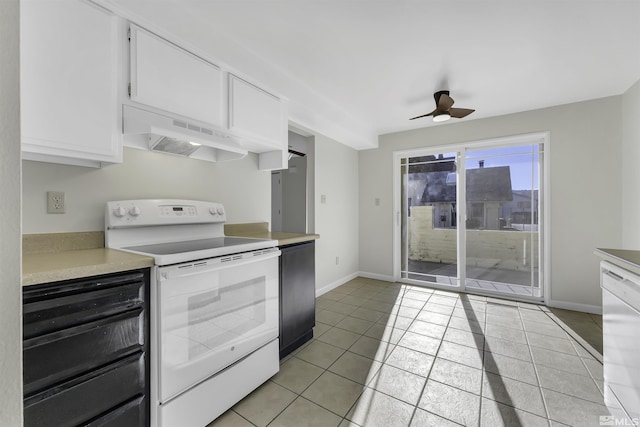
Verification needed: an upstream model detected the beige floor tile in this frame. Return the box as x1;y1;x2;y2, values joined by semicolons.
316;309;347;326
415;310;450;326
377;313;414;330
437;340;484;369
418;380;480;426
526;331;577;355
486;297;518;306
206;409;253;427
423;301;455;315
316;327;362;350
392;305;421;319
482;372;546;417
530;346;590;376
324;301;359;316
542;388;609;426
269;397;342;427
385;345;435;377
328;350;382;385
520;309;556;325
301;371;364;417
486;304;521;319
335;316;375;334
448;315;484;334
582;357;604;381
443;327;485;349
367;364;426;405
486;313;524;330
404;290;433;301
349;306;385;322
407;319;447;340
271;357;324;394
536;365;603;403
398;296;427;309
321;291;346;302
232;381;297;427
522;319;568;339
429;295;458;307
347;387;415;427
348;335;395;362
480;398;550;427
484;335;533;362
410;408;459;427
484;323;528;344
397;331;441;356
430;357;482;395
363;323;406;344
359;299;394;313
338;295;366;307
295;340;345;369
483;351;538;386
313;322;332;338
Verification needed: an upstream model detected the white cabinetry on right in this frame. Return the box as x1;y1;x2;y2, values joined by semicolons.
228;75;288;170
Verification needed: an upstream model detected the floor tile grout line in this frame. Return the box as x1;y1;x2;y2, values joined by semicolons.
520;304;553;424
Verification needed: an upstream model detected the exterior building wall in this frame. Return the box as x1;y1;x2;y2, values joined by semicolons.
409;206;539;271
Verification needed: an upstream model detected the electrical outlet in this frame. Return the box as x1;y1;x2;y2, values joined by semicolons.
47;191;65;214
336;256;339;265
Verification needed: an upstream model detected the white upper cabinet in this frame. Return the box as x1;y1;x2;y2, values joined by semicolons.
228;74;285;151
21;0;121;167
129;25;223;128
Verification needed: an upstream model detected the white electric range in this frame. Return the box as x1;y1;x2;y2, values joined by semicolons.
105;199;280;427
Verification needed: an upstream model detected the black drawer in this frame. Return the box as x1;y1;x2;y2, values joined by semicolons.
84;395;146;427
24;271;145;339
24;309;144;395
24;352;145;427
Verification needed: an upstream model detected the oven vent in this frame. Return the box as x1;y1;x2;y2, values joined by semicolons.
221;255;243;263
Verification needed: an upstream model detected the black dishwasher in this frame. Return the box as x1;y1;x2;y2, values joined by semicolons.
279;241;316;358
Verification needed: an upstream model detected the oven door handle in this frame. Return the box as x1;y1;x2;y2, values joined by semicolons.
158;249;280;281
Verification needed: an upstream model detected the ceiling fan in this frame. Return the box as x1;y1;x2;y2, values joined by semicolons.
410;90;475;123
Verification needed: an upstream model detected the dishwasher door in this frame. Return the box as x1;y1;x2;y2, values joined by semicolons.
601;261;640;424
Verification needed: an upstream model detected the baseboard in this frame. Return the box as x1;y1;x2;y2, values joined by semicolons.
357;271;395;283
316;272;360;297
546;299;602;315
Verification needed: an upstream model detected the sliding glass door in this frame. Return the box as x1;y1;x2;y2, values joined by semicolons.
400;152;461;289
395;134;547;301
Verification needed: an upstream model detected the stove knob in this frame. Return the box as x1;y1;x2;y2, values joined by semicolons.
113;206;126;218
209;207;218;216
217;207;224;216
129;206;141;217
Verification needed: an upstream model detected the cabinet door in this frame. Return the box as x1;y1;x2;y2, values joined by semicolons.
229;74;285;151
129;25;223;127
21;0;121;167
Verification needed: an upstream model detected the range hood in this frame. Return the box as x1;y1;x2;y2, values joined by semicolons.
123;105;247;162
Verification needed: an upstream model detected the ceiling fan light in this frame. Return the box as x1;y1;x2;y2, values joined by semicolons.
433;112;451;123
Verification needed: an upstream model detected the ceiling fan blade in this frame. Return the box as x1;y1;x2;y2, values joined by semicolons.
449;108;475;118
437;93;454;111
409;109;437;120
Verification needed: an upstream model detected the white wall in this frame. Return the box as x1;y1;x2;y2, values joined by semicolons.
313;134;360;294
360;96;623;312
0;0;24;424
622;78;640;248
281;156;307;233
22;147;271;233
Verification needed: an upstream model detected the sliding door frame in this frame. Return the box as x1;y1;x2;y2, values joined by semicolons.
392;131;551;302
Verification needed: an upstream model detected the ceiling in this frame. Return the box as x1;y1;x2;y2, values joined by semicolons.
103;0;640;149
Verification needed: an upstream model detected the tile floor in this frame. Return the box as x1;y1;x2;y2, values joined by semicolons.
208;277;608;427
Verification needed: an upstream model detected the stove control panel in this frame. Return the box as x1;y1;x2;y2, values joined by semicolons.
106;199;227;229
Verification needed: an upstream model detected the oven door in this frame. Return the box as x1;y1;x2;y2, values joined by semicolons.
156;248;280;402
